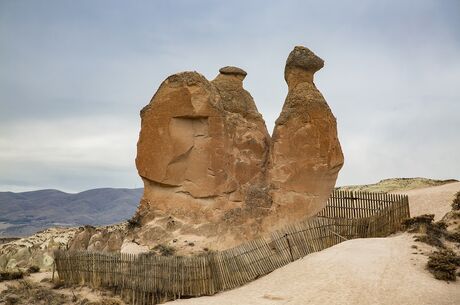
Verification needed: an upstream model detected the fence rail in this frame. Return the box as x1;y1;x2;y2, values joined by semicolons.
55;190;410;305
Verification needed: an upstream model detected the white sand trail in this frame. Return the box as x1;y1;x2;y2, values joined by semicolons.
172;183;460;305
172;234;460;305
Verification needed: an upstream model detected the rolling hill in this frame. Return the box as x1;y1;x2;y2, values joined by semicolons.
0;188;142;237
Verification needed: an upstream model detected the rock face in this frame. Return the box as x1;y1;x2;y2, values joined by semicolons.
267;46;344;228
133;46;343;251
0;227;78;271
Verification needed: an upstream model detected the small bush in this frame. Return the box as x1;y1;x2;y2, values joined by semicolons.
427;249;460;281
127;214;141;229
27;266;40;274
403;214;450;248
402;214;435;230
153;244;176;256
452;192;460;211
0;271;24;282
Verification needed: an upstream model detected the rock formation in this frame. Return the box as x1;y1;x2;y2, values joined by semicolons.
131;46;343;252
267;46;344;228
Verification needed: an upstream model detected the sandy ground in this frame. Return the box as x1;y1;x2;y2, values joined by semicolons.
170;183;460;305
172;233;460;305
0;271;123;304
1;182;459;305
393;181;460;220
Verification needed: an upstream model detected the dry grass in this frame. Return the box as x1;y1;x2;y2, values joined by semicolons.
0;280;68;305
0;280;125;305
151;244;176;256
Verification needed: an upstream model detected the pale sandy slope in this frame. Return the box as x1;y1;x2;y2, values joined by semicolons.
392;181;460;221
172;183;460;305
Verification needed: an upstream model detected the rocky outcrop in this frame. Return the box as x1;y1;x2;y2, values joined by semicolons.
267;46;344;228
0;227;78;271
132;46;343;252
68;224;126;252
134;67;272;249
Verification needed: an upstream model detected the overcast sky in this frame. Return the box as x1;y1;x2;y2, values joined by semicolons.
1;0;459;192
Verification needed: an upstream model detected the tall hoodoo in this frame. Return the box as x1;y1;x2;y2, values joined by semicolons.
131;46;343;252
268;46;344;228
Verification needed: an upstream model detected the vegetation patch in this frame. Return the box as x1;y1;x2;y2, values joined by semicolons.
0;280;125;305
404;195;460;282
152;244;176;256
402;214;447;248
0;270;24;282
452;191;460;211
427;249;460;281
0;280;68;305
27;265;40;274
127;214;141;229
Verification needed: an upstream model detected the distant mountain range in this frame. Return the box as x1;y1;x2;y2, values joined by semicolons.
0;188;143;237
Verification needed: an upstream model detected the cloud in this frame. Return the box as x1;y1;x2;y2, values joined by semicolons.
1;0;459;191
0;117;141;192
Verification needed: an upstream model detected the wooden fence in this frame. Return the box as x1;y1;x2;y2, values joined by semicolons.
54;191;409;304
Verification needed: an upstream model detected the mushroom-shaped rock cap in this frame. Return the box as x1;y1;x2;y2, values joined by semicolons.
285;46;324;73
219;66;247;77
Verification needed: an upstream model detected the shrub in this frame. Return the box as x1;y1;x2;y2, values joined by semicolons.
0;271;24;282
27;266;40;274
127;214;141;229
452;191;460;211
403;214;449;248
402;214;435;230
427;249;460;281
153;244;176;256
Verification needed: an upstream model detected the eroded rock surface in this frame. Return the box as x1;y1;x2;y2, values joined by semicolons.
134;67;272;249
267;46;344;228
0;227;78;271
65;47;343;254
133;46;343;252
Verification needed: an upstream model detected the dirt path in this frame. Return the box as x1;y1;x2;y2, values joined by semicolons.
393;181;460;220
172;233;460;305
171;183;460;305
